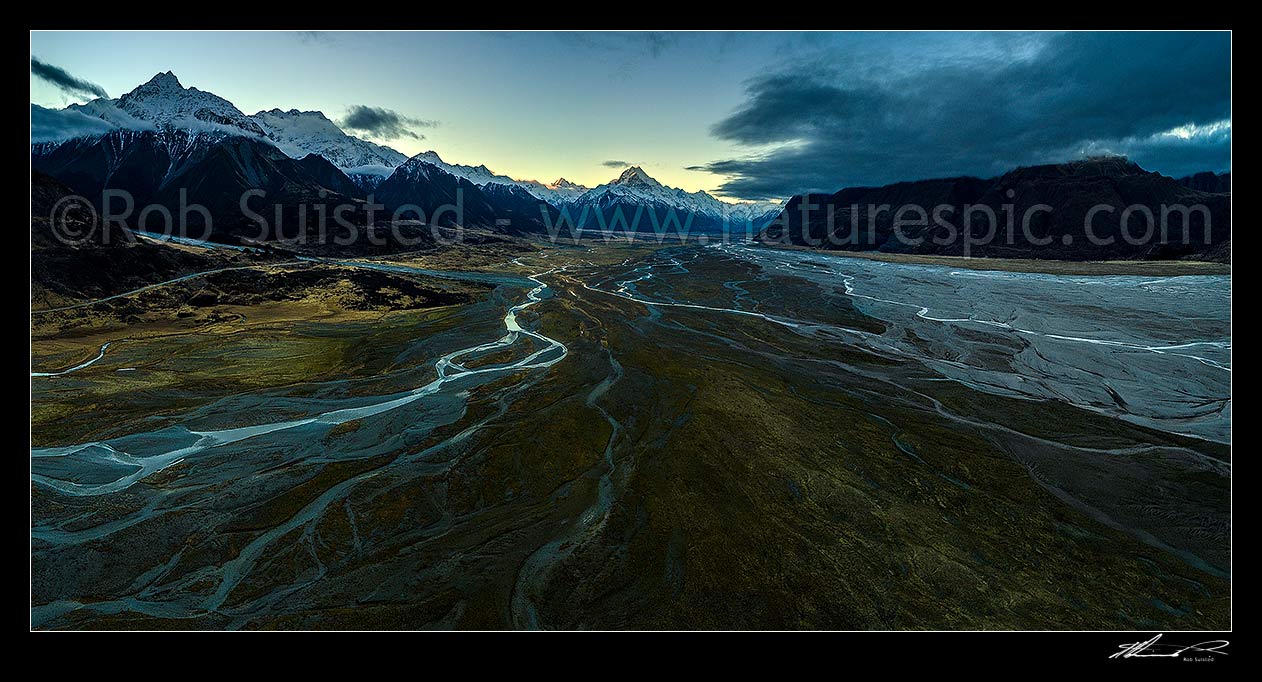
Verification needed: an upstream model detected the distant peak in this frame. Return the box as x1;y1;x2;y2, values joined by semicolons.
550;178;584;190
615;166;659;187
143;70;183;89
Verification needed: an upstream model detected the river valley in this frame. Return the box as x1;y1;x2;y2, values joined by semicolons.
31;239;1231;629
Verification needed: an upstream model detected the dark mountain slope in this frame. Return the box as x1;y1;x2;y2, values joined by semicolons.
30;170;240;306
479;182;559;235
1178;171;1231;194
372;158;557;234
152;135;353;230
295;153;365;198
32;132;392;247
760;158;1230;262
33;131;173;208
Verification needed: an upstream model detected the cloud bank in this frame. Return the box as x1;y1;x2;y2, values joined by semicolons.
31;104;118;143
701;32;1231;200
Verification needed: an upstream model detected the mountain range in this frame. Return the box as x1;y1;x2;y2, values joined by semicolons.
29;72;1231;261
32;71;781;243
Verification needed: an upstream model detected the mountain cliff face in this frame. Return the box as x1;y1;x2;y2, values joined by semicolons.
760;158;1230;262
33;129;175;207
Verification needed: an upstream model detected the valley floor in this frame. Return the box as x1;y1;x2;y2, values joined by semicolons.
30;238;1231;630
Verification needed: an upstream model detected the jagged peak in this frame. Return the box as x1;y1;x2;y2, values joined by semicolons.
550;177;585;190
142;70;183;90
257;108;331;120
614;166;661;188
400;153;448;173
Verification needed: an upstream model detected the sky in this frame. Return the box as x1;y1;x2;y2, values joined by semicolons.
30;31;1231;202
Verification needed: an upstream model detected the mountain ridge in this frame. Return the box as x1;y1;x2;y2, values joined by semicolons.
760;157;1230;262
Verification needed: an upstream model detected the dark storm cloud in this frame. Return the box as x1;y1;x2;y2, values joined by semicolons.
340;105;437;140
702;32;1231;200
30;58;109;99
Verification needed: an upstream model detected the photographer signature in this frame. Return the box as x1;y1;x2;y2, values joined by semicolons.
1111;634;1229;659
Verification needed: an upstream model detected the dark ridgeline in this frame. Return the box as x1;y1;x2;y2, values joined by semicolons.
372;158;558;235
1177;170;1231;194
477;182;562;235
760;157;1231;263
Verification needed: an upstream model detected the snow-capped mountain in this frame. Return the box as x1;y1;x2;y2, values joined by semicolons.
569;166;782;228
405;150;590;205
516;178;590;205
725;200;785;225
406;150;511;189
69;71;266;138
55;73;405;180
251;108;407;172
